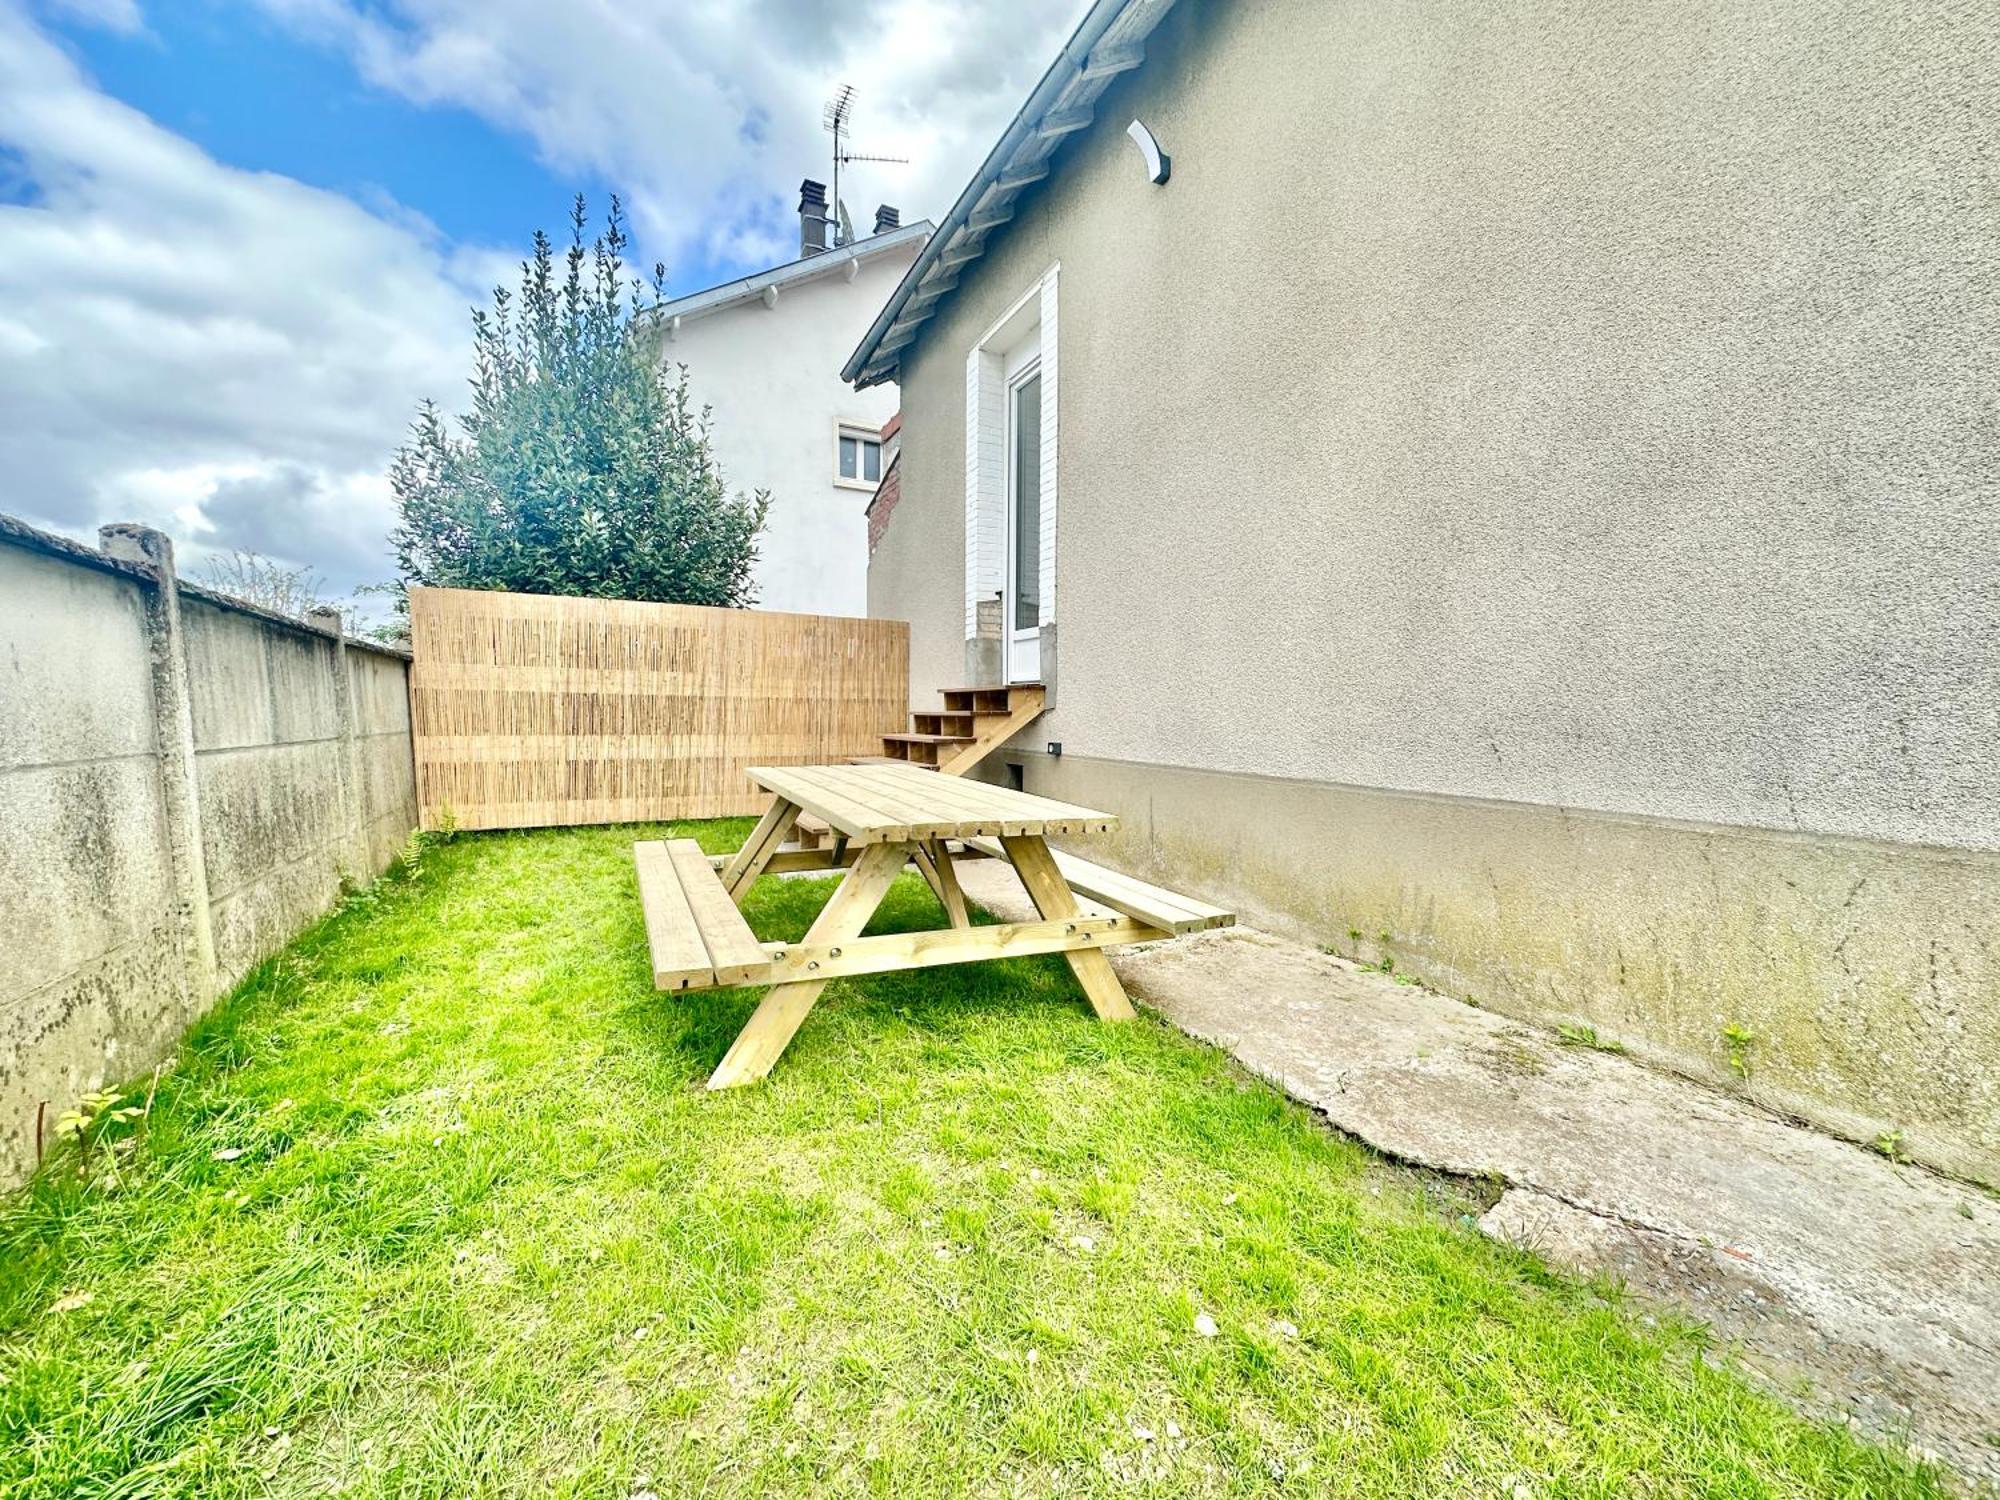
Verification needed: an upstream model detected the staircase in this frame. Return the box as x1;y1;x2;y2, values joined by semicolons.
867;683;1046;776
789;684;1047;853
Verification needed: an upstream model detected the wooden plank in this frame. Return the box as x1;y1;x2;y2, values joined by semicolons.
746;765;959;843
706;841;996;877
960;836;1233;935
747;765;903;841
721;797;802;901
666;839;769;986
407;586;908;831
926;838;971;929
862;761;1113;829
707;841;911;1089
892;771;1115;839
633;841;715;991
810;763;1000;841
752;760;1117;840
759;913;1166;984
911;841;953;915
712;844;859;876
1001;835;1137;1021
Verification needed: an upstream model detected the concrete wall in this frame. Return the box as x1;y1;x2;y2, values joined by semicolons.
0;517;416;1189
872;0;2000;1179
666;239;919;618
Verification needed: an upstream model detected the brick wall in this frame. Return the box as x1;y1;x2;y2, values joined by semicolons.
865;454;901;555
865;411;903;556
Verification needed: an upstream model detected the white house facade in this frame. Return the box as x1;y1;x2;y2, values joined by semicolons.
656;187;929;617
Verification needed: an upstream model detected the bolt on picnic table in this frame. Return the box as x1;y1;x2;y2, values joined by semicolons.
631;760;1234;1089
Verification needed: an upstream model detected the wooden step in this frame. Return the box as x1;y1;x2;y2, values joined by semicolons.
885;682;1048;776
634;838;768;989
885;737;943;766
942;687;1035;714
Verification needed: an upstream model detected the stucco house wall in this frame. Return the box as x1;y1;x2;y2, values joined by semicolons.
869;0;2000;1179
664;240;920;618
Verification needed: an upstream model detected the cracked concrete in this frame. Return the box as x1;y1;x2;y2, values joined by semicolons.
956;858;2000;1485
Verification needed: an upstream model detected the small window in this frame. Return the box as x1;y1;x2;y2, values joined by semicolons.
835;424;883;488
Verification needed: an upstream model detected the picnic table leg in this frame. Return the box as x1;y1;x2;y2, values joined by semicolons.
913;839;970;929
721;796;803;903
707;840;909;1089
999;835;1138;1022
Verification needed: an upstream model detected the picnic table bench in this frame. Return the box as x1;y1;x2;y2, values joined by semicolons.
633;761;1233;1089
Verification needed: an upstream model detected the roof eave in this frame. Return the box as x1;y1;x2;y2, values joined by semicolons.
841;0;1179;389
653;219;933;328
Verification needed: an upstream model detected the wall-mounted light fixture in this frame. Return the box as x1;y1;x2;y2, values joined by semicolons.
1126;119;1170;185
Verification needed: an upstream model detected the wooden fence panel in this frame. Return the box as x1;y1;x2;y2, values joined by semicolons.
408;587;909;829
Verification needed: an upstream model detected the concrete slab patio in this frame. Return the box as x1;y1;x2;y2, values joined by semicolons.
956;858;2000;1486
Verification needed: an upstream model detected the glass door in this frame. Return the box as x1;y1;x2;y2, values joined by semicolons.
1004;365;1042;683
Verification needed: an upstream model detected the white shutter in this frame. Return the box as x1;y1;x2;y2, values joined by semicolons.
964;347;1005;639
1037;269;1058;627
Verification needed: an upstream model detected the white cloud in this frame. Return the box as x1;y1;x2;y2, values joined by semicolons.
249;0;1083;277
0;0;1085;619
0;2;483;607
33;0;143;34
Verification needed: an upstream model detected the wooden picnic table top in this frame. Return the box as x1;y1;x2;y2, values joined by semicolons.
745;761;1118;846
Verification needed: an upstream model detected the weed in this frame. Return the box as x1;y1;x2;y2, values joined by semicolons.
49;1070;159;1187
1556;1023;1626;1055
394;826;430;879
1721;1023;1758;1079
1874;1130;1907;1164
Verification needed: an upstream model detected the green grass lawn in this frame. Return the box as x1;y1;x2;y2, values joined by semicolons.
0;823;1946;1498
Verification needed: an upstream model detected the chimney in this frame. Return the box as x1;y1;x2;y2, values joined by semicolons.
872;204;901;236
798;179;828;257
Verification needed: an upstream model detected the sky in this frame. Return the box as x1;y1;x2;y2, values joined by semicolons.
0;0;1079;616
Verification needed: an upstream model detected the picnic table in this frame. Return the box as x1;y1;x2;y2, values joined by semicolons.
632;760;1232;1090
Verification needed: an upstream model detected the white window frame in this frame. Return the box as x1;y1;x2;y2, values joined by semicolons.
965;264;1057;662
833;421;884;491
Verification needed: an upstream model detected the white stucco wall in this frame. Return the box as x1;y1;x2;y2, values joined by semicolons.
664;242;919;617
868;0;2000;1178
880;0;2000;855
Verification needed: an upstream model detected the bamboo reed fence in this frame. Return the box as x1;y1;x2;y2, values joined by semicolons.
408;587;909;829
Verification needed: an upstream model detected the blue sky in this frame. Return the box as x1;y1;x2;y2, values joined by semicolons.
0;0;1079;608
38;2;757;293
54;8;614;255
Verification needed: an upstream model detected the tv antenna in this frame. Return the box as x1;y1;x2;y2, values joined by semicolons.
823;83;907;245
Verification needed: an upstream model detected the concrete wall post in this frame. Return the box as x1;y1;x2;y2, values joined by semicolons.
307;605;368;881
97;523;217;1000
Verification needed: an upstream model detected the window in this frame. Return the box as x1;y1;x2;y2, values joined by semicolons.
1009;370;1041;631
966;263;1056;683
835;424;882;489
